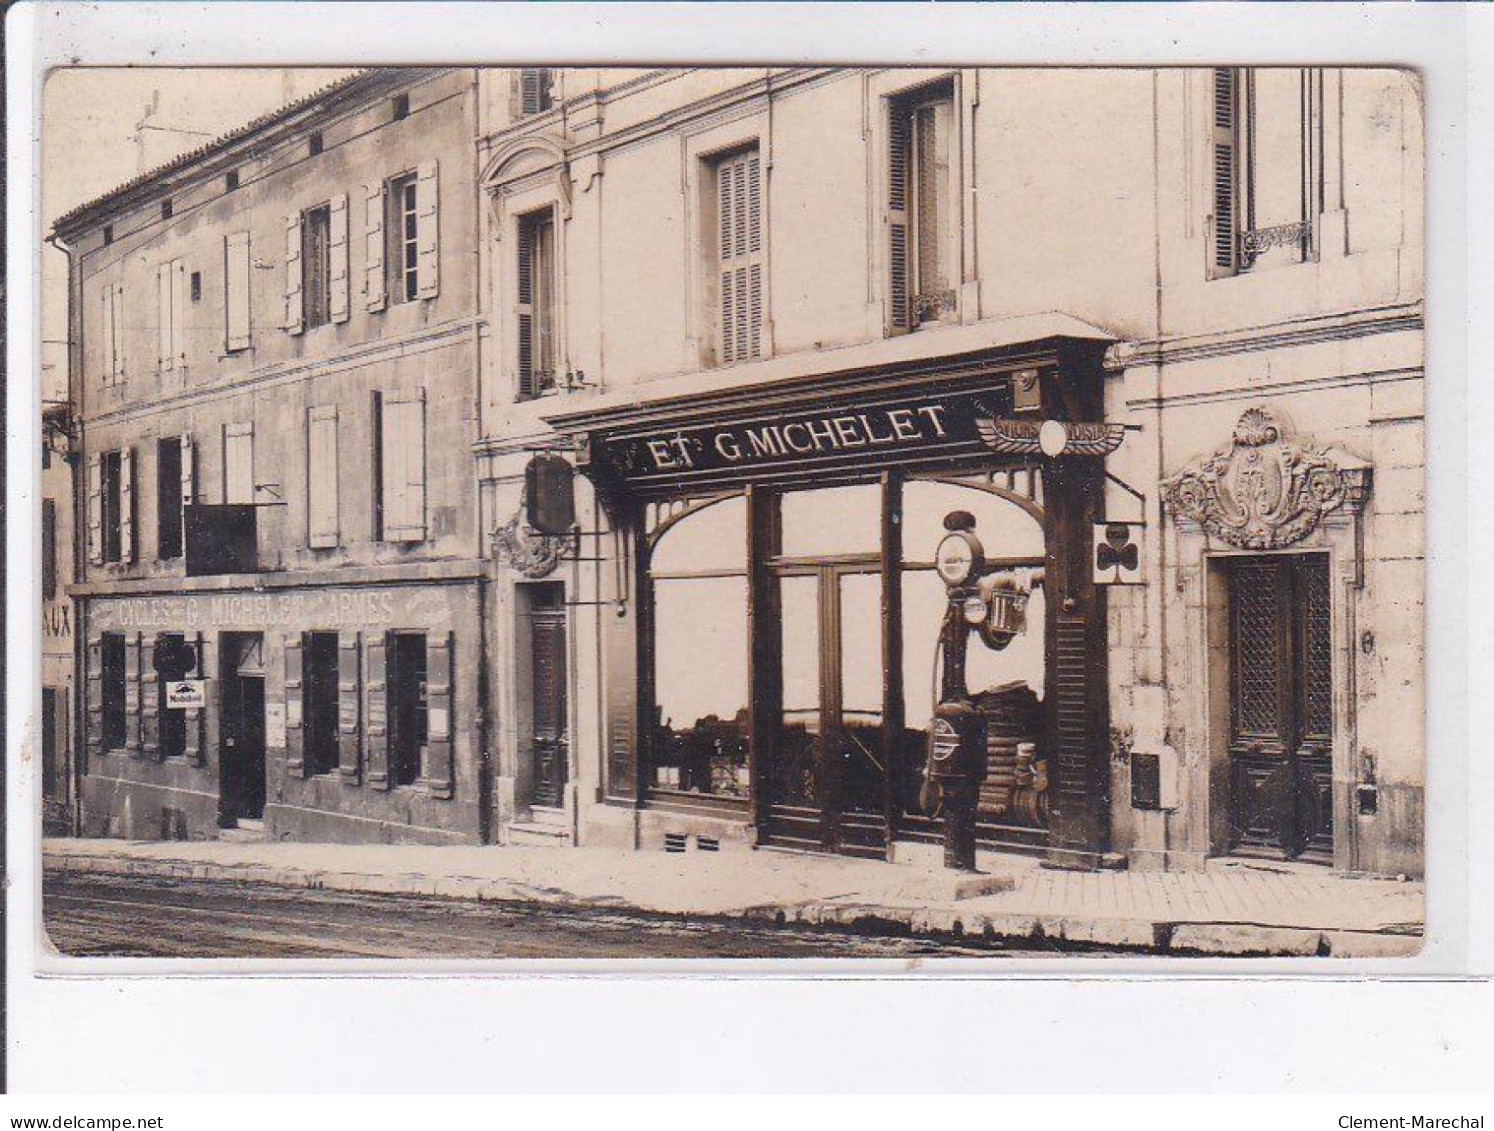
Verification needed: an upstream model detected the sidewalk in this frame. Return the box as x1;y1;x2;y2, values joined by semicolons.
41;837;1424;958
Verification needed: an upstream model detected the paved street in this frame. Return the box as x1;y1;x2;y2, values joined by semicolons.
44;870;1096;959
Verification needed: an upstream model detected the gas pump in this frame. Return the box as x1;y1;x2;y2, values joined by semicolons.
924;511;1042;871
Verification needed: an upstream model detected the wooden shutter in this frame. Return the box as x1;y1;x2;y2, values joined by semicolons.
112;284;125;379
329;192;350;323
171;259;187;368
425;630;454;799
307;406;340;548
603;526;643;803
285;212;305;333
517;219;536;397
224;422;254;505
415;160;439;299
284;633;307;778
224;231;252;351
42;498;57;601
184;631;205;765
85;635;103;760
379;395;426;541
180;431;195;511
717;149;763;365
119;446;136;563
887;102;912;332
363;633;388;789
520;68;548;115
87;452;103;564
124;632;142;754
335;632;362;782
157;263;173;371
365;182;387;312
1212;67;1241;274
100;285;116;384
140;632;160;760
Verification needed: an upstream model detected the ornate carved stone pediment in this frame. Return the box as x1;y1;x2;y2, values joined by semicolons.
1160;407;1369;550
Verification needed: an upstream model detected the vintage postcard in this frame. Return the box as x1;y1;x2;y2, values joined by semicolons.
38;63;1425;961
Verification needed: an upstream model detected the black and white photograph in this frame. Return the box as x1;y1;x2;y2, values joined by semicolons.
6;0;1492;1107
34;60;1427;960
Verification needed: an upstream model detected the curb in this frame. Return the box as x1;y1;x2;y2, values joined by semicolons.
43;852;1422;959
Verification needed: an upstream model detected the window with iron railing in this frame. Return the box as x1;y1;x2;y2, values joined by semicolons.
516;208;557;399
1211;66;1320;277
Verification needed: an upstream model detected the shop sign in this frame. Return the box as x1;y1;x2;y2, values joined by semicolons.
164;680;206;710
91;587;456;632
594;385;1014;490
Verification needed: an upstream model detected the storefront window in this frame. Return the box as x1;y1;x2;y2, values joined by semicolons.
781;484;880;558
650;497;749;798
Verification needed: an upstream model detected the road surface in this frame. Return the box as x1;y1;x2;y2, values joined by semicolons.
44;870;1108;959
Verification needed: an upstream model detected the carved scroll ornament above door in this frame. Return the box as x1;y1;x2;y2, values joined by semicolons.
1160;407;1369;550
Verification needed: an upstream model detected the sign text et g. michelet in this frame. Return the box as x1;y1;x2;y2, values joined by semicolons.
593;384;1014;492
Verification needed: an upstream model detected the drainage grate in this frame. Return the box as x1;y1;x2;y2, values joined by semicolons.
696;836;720;852
664;832;688;853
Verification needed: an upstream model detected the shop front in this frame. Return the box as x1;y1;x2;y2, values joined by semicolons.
552;334;1124;868
77;576;484;845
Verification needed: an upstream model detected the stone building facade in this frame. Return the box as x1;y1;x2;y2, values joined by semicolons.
55;66;1424;878
475;67;1424;876
55;69;489;844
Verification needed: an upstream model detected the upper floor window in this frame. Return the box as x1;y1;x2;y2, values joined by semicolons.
392;92;410;121
519;68;555;116
373;391;427;542
286;195;350;333
888;80;955;331
365;163;439;312
1211;67;1320;276
307;405;340;549
157;258;187;372
302;203;333;329
711;146;763;366
98;282;124;386
42;498;57;601
224;231;252;351
88;447;133;565
517;208;557;398
157;434;192;561
386;172;419;304
223;422;254;506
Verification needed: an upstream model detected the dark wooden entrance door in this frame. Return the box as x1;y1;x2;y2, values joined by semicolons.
219;635;267;826
529;587;569;809
1227;554;1334;863
765;563;886;857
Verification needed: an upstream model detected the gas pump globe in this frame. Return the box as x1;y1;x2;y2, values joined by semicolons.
925;510;1041;871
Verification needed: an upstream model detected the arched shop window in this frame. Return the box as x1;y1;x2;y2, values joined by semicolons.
900;477;1046;821
648;495;750;798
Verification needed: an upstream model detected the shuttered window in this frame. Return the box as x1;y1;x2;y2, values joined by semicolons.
517;209;557;399
1212;67;1241;274
305;632;341;776
224;231;252;351
99;282;124;385
101;633;127;751
157;436;183;560
301;203;333;329
519;68;554;116
714;146;763;366
375;392;426;542
888;81;955;331
94;449;127;565
386;172;419;304
157;258;187;372
223;422;254;506
307;405;339;549
1212;66;1317;277
42;499;57;601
